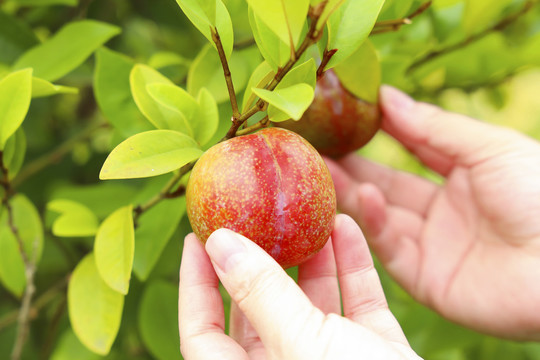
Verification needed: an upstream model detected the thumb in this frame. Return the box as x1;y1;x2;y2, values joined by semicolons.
205;229;324;357
380;85;513;174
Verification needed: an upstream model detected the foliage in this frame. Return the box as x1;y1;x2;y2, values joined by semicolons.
0;0;539;359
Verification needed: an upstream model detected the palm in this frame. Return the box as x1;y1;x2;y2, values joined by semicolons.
326;92;540;339
417;147;540;337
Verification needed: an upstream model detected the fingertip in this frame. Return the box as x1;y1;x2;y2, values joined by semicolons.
379;85;415;113
206;228;248;274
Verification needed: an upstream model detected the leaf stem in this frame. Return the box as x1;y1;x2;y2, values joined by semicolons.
211;28;240;121
134;2;333;214
316;49;338;78
132;161;195;224
223;6;328;141
370;1;432;35
235;116;270;136
407;1;535;73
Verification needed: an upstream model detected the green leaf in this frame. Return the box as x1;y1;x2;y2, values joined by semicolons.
248;8;290;70
0;194;44;297
311;0;345;30
146;83;197;138
0;10;38;64
146;83;219;147
130;64;190;132
279;58;317;89
2;128;26;180
138;280;182;360
148;51;191;69
2;194;43;262
242;60;274;112
326;0;385;69
134;192;185;281
266;59;316;122
334;39;380;103
47;199;99;237
94;205;134;295
13;20;121;82
253;83;314;121
94;48;153;138
0;226;26;297
50;329;103;360
100;130;203;180
175;0;234;59
68;253;124;355
247;0;310;49
194;88;219;147
31;77;78;98
187;44;253;103
12;0;78;5
0;68;32;150
463;0;513;35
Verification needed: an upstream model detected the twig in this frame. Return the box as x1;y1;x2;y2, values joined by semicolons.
133;2;333;215
211;28;240;121
235;116;270;136
1;154;39;360
371;1;432;35
223;7;327;141
132;161;195;224
407;1;536;73
12;121;109;188
0;275;69;332
316;49;338;78
11;246;38;360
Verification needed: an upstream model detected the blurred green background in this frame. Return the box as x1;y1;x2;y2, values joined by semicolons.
0;0;539;359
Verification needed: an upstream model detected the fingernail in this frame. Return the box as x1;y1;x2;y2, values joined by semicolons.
206;229;247;273
380;85;414;111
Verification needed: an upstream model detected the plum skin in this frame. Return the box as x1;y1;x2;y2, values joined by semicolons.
186;127;336;268
276;70;381;158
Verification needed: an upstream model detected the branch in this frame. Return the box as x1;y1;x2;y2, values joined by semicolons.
407;1;536;73
223;7;327;141
12;121;108;188
316;49;338;78
1;154;39;360
235;116;270;136
132;161;195;224
133;4;334;214
0;275;69;332
371;1;432;35
211;28;240;121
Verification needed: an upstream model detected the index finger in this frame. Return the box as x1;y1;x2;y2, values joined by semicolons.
178;234;247;359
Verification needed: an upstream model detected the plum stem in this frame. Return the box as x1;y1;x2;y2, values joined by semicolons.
370;1;432;35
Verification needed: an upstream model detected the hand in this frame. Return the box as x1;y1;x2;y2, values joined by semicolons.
325;86;540;340
178;214;422;359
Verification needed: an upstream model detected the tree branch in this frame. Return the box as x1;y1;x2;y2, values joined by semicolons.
133;3;334;214
1;153;39;360
132;161;195;224
0;275;69;332
407;1;536;73
211;28;240;121
235;116;270;136
371;1;432;35
223;7;327;141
